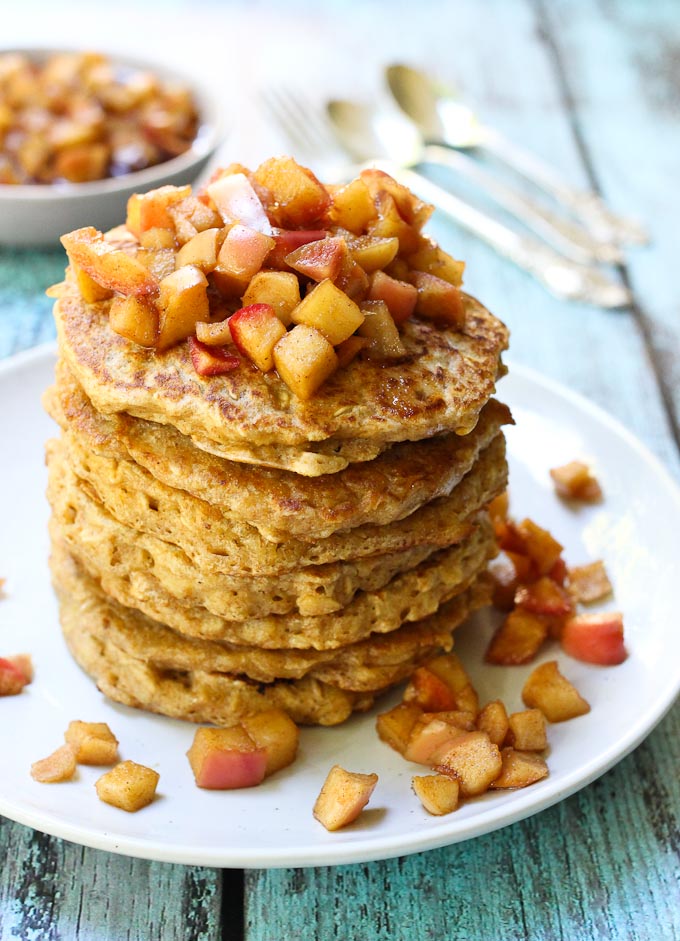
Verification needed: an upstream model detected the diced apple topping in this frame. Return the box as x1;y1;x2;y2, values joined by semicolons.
188;337;240;376
273;325;339;400
568;561;613;605
313;765;379;831
61;156;473;398
522;661;591;722
187;726;268;790
229;303;287;372
0;655;32;696
195;318;233;346
434;731;503;797
157;264;209;350
240;709;300;777
376;702;423;755
64;721;119;765
31;744;77;783
561;612;627;666
507;709;547;751
476;700;510;747
490;748;549;789
95;760;160;811
550;461;603;502
412;774;460;815
486;609;549;665
62;227;159;296
404;714;475;765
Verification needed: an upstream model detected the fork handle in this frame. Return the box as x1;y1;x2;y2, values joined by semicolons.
421;143;623;265
368;161;631;308
480;128;648;247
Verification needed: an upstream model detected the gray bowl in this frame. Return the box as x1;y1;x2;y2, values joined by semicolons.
0;49;224;247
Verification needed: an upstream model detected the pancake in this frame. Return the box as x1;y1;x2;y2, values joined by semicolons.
50;538;491;690
45;360;512;541
53;273;508;476
48;450;444;618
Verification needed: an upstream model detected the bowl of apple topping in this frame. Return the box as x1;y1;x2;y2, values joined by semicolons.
0;49;222;246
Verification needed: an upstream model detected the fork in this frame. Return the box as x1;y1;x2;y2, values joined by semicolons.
261;86;632;309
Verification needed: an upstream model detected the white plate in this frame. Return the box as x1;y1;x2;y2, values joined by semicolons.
0;345;678;868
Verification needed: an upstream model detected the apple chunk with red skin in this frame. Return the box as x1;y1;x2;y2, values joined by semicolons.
266;229;328;270
367;270;417;325
207;172;272;234
411;271;465;328
561;612;627;665
229;303;287;372
213;224;276;296
189;337;241;376
0;656;31;696
62;227;159;297
187;726;268;790
285;235;348;283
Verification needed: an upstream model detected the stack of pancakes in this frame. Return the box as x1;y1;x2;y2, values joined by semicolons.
45;249;510;727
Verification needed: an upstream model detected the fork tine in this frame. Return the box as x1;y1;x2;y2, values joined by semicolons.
261;85;341;166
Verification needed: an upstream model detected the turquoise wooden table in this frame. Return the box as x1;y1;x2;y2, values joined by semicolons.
1;0;679;938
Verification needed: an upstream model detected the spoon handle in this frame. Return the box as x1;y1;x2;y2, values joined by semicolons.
421;144;623;265
368;161;631;308
479;128;648;247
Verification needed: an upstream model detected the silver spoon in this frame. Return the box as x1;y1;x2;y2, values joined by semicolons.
326;100;631;308
327;99;622;265
386;63;648;247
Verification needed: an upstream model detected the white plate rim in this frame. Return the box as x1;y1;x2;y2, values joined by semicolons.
0;343;678;868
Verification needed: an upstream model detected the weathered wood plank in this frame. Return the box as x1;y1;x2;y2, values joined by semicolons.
536;0;680;445
245;700;679;941
0;821;224;941
0;249;62;357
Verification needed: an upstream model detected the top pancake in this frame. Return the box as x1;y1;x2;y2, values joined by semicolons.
53;274;508;476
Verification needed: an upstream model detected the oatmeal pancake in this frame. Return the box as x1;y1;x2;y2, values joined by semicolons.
46;360;511;542
53;275;508;476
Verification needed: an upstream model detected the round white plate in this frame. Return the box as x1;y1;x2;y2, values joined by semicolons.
0;345;678;868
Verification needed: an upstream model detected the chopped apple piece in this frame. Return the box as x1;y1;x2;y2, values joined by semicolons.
490;748;549;789
489;560;520;611
7;654;33;683
175;227;223;272
361;168;433;229
335;334;368;368
404;666;458;712
313;765;378;832
95;760;160;811
137;247;176;282
335;254;370;301
328;178;377;233
241;709;299;777
404;714;475;765
266;229;328;270
195;319;233;346
412;774;460;815
434;731;502;797
242;271;301;326
126;184;191;237
109;295;159;347
285;235;348;282
207;172;272;233
31;744;77;783
515;576;574;618
213;224;276;295
62;227;159;296
157;264;209;350
187;726;267;789
561;612;627;666
273;325;338;400
407;236;465;286
568;561;613;605
376;702;423;755
507;709;547;751
411;271;465;328
409;652;479;715
476;700;510;747
348;235;399;272
254;156;331;227
367;269;418;325
229;303;286;372
368;191;420;254
291;279;364;346
358;300;406;360
516;519;564;576
64;721;119;765
74;265;113;303
189;337;240;376
550;461;603;502
139;227;177;251
522;661;591;722
485;608;549;665
0;656;30;696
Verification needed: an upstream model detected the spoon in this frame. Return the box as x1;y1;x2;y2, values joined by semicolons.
386;63;648;247
327;99;622;265
326;101;631;308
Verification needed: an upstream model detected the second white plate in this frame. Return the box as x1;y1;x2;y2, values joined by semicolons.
0;345;678;867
